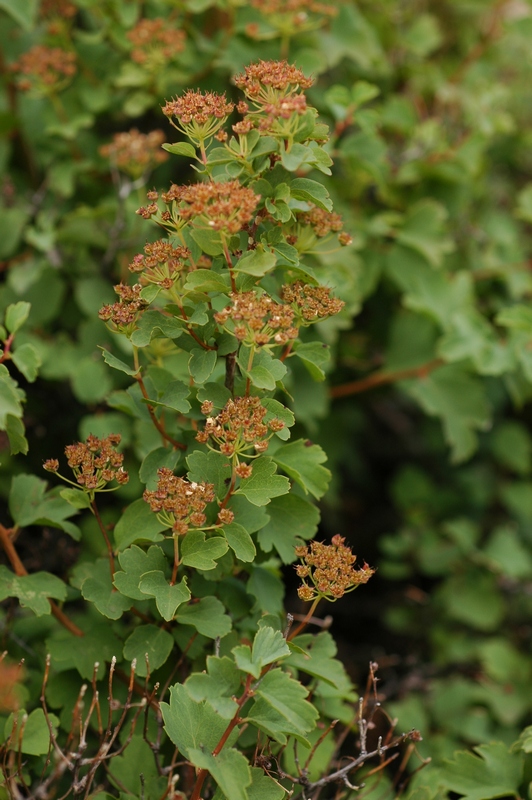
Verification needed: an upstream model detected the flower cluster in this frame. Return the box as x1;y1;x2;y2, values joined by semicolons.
143;467;215;534
234;61;313;136
98;283;147;331
197;396;284;475
99;129;168;178
137;181;260;237
44;434;129;492
287;206;353;251
129;240;190;289
295;535;374;601
214;290;298;346
10;45;76;93
40;0;77;19
247;0;337;39
282;281;345;322
162;90;234;145
127;18;185;69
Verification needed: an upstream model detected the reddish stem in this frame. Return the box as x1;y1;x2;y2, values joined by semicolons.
91;499;115;580
0;522;84;637
329;359;443;400
135;373;186;450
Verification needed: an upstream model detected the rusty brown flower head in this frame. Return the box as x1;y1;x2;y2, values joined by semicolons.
11;45;76;94
127;18;185;70
295;535;374;601
162;90;234;146
98;283;148;334
143;467;215;535
247;0;337;40
281;281;344;323
129;240;191;289
287;206;352;252
137;181;260;238
59;434;129;493
100;129;168;179
234;61;313;139
214;290;298;346
196;395;284;469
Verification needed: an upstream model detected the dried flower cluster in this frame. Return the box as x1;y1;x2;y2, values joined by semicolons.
98;283;147;330
282;281;345;322
129;240;191;289
247;0;337;38
295;535;375;601
163;90;234;144
11;45;76;93
214;291;298;346
127;18;185;67
197;396;284;474
44;434;128;492
40;0;77;19
99;129;168;178
138;181;260;236
143;467;215;534
234;60;313;135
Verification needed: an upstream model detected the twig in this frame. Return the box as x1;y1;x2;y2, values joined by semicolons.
329;359;443;400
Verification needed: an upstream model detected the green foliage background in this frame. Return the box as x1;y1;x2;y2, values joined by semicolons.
2;0;532;798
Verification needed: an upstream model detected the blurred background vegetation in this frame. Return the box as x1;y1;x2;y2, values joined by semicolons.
2;0;532;795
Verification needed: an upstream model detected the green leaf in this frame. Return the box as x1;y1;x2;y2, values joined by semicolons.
222;522;256;562
189;348;218;384
138;571;190;621
238;457;290;506
186;656;241;718
129;310;184;347
78;559;131;620
187;450;232;500
292;341;330;381
107;735;166;799
8;475;80;539
246;668;318;745
184;269;232;293
46;620;122;680
490;421;532;475
441;741;523;800
4;709;58;756
272;440;331;499
181;531;229;570
247;565;285;615
244;350;287;390
0;566;67;616
496;304;532;334
233;626;290;678
482;526;532;580
162;141;197;158
437;571;504;631
5;414;28;455
162;683;235;759
247;767;286;800
59;488;92;510
190;228;224;256
98;347;138;376
261;398;295;440
114;499;167;550
123;624;175;677
257;494;319;563
404;365;491;463
5;301;31;334
0;368;23;427
395;201;453;268
114;545;168;600
233;250;277;277
289;178;332;212
286;632;354;691
152;380;191;413
175;596;232;638
139;446;182;490
188;747;251;800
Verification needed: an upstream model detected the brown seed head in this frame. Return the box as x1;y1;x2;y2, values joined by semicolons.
128;240;190;288
196;395;283;457
127;18;185;67
63;435;128;492
214;290;298;346
100;129;168;178
296;535;374;601
98;283;148;331
143;468;215;534
281;281;344;322
11;45;76;93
